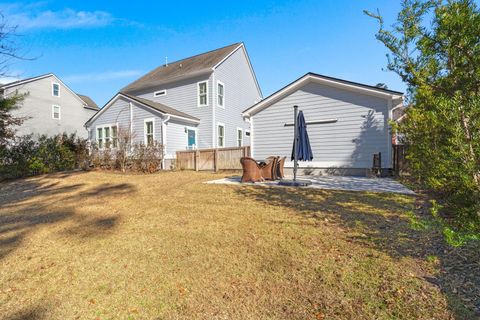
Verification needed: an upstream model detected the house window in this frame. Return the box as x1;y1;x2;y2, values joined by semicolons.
52;105;61;120
112;125;118;148
145;119;154;146
237;128;243;147
217;123;225;148
154;90;166;97
52;83;60;97
198;81;208;106
217;81;224;107
104;126;111;148
96;124;118;149
97;128;103;149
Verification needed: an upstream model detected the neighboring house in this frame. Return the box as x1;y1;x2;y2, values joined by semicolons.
392;104;407;145
85;42;262;162
1;73;99;139
242;73;404;175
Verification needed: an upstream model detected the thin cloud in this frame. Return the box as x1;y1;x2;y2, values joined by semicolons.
63;70;143;83
1;3;115;30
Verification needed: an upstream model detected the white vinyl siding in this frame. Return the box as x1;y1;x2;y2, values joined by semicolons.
251;82;391;168
197;81;208;107
213;47;261;147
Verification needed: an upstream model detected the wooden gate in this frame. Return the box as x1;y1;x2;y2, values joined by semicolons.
393;145;407;174
176;146;250;171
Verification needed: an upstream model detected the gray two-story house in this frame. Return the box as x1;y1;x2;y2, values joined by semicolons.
85;42;262;162
1;73;99;139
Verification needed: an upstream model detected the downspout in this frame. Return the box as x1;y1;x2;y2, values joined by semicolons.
212;71;216;148
161;115;170;169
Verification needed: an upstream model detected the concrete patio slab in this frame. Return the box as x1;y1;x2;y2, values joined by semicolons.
205;175;415;195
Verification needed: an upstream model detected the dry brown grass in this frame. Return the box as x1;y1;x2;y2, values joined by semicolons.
0;171;475;319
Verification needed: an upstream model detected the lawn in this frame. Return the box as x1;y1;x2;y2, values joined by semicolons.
0;171;477;319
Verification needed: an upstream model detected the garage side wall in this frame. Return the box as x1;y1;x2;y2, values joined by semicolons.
252;82;391;170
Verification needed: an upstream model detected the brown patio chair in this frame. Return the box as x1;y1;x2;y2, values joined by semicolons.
260;157;278;180
240;157;264;183
276;156;286;179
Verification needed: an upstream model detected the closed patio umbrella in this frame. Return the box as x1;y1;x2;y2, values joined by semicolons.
279;105;313;186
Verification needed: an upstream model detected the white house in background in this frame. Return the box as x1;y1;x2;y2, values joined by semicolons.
0;73;99;139
242;73;404;176
85;42;262;164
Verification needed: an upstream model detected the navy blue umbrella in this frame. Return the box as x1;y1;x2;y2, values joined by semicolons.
291;110;313;161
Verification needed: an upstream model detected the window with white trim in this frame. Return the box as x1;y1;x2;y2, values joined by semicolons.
145;120;154;146
52;105;61;120
154;90;166;97
97;127;103;149
198;81;208;106
104;126;111;148
237;128;243;147
52;83;60;97
217;124;225;148
217;81;224;107
112;125;118;148
96;124;118;149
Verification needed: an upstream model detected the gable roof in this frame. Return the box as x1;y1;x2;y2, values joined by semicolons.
77;94;99;110
121;43;243;93
85;92;200;127
242;72;404;117
0;73;53;89
0;73;95;109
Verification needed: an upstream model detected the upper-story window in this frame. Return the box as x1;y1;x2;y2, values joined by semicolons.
52;83;60;97
197;81;208;107
52;105;61;120
217;81;224;108
144;119;155;146
154;90;166;97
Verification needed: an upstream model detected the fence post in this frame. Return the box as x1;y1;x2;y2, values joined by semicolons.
214;148;218;172
195;149;199;171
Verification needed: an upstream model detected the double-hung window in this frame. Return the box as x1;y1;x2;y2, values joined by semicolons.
52;83;60;97
104;127;111;148
112;125;118;148
145;119;154;146
217;123;225;148
217;81;224;108
96;124;118;149
97;127;103;149
198;81;208;107
52;105;61;120
237;128;243;147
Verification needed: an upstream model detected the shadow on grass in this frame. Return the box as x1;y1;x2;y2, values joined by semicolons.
235;185;479;319
0;174;136;260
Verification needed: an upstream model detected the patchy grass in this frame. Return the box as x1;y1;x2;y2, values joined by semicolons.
0;171;477;319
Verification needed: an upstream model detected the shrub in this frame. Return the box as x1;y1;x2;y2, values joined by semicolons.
0;133;89;180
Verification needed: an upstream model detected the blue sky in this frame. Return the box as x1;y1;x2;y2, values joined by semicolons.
1;1;406;106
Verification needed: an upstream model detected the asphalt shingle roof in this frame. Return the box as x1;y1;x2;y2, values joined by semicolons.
121;43;241;93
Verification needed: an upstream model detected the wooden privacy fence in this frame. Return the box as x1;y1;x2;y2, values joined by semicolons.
393;145;407;174
176;146;250;171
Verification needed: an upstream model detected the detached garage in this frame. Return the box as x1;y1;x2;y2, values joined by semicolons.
242;73;404;176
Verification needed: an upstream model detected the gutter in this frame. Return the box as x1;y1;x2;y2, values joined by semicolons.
161;115;170;169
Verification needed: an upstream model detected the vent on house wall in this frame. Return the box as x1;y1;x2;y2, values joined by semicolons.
154;90;167;97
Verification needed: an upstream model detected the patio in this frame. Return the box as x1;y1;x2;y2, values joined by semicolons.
206;175;415;195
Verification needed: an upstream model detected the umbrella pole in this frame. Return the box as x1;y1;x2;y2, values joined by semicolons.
293;105;298;182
